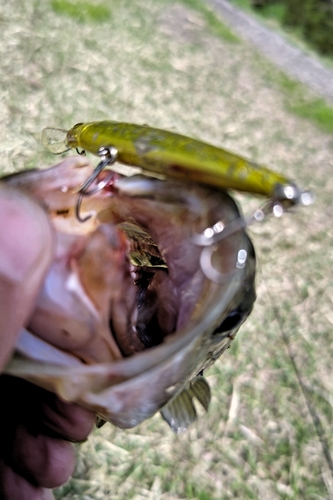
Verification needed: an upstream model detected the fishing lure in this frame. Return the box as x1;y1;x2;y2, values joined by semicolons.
42;121;311;204
42;121;312;280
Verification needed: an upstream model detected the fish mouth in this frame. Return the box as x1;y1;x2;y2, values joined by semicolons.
5;160;256;428
22;173;253;367
78;185;211;363
108;219;196;358
87;176;255;363
113;222;171;354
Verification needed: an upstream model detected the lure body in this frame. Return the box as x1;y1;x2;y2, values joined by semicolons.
43;121;304;205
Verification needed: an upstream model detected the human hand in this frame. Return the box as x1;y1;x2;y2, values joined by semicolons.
0;185;95;499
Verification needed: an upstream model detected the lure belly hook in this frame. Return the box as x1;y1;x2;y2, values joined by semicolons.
75;146;118;222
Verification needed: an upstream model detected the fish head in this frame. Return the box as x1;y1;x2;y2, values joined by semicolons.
4;156;256;430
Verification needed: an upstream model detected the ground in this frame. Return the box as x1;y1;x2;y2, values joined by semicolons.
0;1;333;498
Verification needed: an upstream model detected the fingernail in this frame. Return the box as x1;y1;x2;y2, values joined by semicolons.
0;187;51;282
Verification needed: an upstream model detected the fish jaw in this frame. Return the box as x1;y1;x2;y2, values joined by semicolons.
4;157;256;429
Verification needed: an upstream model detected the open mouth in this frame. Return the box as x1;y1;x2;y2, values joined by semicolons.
115;221;170;353
92;178;249;362
21;173;249;366
5;159;256;428
6;159;254;370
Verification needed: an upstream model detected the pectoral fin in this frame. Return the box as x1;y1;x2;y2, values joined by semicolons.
160;376;211;432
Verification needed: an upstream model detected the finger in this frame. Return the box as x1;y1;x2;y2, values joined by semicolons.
0;376;95;488
9;424;76;489
0;459;51;500
41;396;95;443
0;185;54;368
0;375;95;443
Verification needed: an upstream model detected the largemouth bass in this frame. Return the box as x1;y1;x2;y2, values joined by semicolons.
4;156;256;431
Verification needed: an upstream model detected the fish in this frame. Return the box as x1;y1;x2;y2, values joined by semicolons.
3;155;257;432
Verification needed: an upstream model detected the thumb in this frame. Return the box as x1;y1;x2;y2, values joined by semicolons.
0;184;53;369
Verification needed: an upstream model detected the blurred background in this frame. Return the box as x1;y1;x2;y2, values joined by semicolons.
1;0;333;498
243;0;333;58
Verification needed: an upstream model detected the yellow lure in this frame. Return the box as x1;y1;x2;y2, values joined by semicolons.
42;121;310;206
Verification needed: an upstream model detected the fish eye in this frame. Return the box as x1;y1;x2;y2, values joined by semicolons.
213;310;243;334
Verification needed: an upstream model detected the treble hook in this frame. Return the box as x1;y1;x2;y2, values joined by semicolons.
75;146;118;223
194;198;284;284
194;187;313;253
200;244;248;284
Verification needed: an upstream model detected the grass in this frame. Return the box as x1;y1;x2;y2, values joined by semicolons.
1;0;333;498
254;3;286;24
229;0;333;68
290;97;333;135
220;1;333;134
51;0;111;23
180;0;240;42
260;62;333;135
228;0;287;24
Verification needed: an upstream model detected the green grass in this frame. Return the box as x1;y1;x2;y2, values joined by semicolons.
257;2;286;23
228;0;287;24
229;0;251;10
51;0;111;23
255;56;333;135
290;97;333;134
1;0;333;498
279;79;333;135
